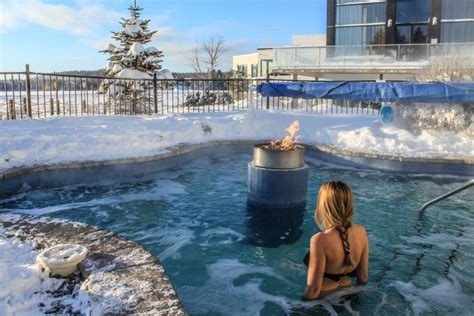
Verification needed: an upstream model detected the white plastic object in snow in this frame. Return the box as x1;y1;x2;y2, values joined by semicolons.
38;244;88;277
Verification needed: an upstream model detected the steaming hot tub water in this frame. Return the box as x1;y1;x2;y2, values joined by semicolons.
1;152;473;315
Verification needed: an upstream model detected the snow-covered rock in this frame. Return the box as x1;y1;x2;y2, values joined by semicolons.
116;68;152;80
128;42;145;56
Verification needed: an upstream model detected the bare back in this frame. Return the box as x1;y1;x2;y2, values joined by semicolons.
321;224;369;281
303;224;369;299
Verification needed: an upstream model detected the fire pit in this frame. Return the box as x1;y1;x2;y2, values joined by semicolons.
247;121;309;209
253;143;304;169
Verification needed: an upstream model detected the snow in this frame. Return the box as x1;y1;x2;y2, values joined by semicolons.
145;47;159;53
156;69;174;80
128;42;145;56
38;244;87;266
0;110;472;172
123;23;141;36
144;56;161;63
111;63;123;73
102;44;116;52
116;68;152;80
0;229;88;315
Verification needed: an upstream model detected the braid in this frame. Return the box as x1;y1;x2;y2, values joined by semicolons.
338;224;352;266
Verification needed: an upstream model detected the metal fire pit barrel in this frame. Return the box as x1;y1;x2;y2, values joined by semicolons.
247;144;309;209
253;144;304;169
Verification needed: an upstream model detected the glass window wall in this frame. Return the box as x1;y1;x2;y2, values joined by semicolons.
336;0;386;4
396;24;428;44
336;3;386;25
441;0;474;20
441;22;474;42
336;25;385;45
396;0;430;23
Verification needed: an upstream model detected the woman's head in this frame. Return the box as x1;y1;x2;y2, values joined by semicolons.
315;180;354;230
315;180;354;266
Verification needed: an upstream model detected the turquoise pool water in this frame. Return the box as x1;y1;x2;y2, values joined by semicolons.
1;152;473;315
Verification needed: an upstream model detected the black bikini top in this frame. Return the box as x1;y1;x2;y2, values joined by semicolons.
302;250;357;282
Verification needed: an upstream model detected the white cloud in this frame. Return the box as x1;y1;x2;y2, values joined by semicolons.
0;0;120;35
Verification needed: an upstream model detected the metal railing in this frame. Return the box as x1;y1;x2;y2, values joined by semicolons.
0;66;380;120
419;179;474;220
273;43;474;71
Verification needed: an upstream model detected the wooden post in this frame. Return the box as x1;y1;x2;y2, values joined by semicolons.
22;98;27;116
50;98;54;115
9;99;16;119
25;64;32;117
57;99;60;115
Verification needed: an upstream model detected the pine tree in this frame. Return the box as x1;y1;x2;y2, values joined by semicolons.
101;1;164;78
100;1;164;113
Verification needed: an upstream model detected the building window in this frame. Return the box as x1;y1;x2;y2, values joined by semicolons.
336;0;385;4
260;60;273;77
336;25;385;45
441;22;474;43
441;0;474;20
236;64;248;77
395;24;428;44
440;0;474;43
251;64;258;78
336;3;386;25
395;0;430;24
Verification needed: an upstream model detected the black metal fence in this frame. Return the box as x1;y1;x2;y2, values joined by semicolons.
0;65;380;120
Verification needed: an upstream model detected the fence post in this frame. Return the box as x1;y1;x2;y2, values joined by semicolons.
25;64;32;118
265;72;270;110
153;73;158;114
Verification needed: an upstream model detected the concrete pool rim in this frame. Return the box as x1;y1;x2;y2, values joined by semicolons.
0;140;471;200
0;140;472;185
0;213;187;315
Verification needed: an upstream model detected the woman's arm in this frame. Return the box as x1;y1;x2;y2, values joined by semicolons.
356;228;369;284
303;233;327;300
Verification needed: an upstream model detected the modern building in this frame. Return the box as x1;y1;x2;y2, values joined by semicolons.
327;0;474;46
233;0;473;81
233;35;325;79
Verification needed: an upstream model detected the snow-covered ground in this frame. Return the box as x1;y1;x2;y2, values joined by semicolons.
0;227;88;315
0;110;472;172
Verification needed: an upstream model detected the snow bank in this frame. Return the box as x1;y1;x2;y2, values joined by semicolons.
0;111;471;172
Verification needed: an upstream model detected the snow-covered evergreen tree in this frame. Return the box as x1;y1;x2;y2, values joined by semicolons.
100;1;164;113
101;1;164;78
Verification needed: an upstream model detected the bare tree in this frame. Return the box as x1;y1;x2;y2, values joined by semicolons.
186;34;227;78
186;41;203;76
201;34;226;77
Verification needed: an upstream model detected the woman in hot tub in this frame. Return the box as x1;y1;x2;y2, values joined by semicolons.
303;180;369;300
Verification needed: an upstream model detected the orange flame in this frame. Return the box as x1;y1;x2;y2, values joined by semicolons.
266;120;300;151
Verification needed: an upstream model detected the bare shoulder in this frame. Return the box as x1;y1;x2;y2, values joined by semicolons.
310;232;327;247
352;224;368;238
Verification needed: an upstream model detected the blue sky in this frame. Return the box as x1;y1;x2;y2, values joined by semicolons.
0;0;326;72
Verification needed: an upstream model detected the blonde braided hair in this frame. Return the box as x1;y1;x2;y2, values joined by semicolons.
315;181;354;266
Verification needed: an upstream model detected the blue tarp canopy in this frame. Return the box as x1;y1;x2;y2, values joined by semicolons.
256;82;474;103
